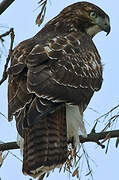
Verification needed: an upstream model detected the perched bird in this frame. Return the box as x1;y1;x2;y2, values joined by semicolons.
8;1;110;178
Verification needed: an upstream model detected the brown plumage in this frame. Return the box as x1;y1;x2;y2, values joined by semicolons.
8;1;110;178
22;104;67;177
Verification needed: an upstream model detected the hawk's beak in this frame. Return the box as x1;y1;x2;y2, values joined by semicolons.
97;16;111;36
103;24;111;36
102;17;111;36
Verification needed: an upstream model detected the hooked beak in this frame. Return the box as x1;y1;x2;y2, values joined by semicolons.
96;16;111;36
103;24;111;36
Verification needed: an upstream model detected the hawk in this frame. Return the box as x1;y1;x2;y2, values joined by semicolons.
8;1;110;178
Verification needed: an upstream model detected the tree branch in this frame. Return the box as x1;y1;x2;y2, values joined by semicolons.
0;28;15;86
0;130;119;151
0;142;19;151
0;0;15;15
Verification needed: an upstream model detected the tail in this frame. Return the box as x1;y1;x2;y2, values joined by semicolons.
22;104;67;178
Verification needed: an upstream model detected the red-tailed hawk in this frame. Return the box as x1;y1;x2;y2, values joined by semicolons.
8;1;110;178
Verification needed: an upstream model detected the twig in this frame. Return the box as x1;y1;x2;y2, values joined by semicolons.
0;130;119;151
0;29;14;39
82;145;93;180
95;104;119;122
0;28;15;86
0;0;15;15
36;0;48;26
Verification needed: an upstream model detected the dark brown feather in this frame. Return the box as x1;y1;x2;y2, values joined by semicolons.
22;105;67;177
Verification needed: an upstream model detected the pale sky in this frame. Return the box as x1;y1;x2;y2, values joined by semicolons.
0;0;119;180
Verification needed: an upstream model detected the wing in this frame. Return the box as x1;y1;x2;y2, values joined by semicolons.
8;31;103;121
27;31;103;104
8;39;35;122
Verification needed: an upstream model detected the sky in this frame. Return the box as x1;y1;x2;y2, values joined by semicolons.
0;0;119;180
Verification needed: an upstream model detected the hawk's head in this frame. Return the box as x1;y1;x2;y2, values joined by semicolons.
47;1;110;38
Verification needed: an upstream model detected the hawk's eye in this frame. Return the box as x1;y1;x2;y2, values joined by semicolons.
90;11;97;18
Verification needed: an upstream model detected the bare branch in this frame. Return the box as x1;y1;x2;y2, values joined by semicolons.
80;130;117;143
0;0;15;15
0;28;15;86
0;142;19;151
1;130;119;152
